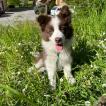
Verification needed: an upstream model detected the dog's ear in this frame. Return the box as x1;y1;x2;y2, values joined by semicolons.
58;5;71;24
37;15;51;31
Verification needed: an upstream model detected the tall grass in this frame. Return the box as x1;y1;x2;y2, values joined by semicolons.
0;0;106;105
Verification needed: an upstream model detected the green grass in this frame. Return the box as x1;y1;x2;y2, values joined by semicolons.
0;0;106;106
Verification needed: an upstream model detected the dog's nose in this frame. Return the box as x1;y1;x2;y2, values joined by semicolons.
55;37;62;44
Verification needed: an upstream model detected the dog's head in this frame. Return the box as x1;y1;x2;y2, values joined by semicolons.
37;5;73;52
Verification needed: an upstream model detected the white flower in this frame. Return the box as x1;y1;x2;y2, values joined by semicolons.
102;83;106;88
60;78;63;83
25;84;28;89
17;81;21;85
91;64;98;69
97;44;100;47
103;94;106;96
103;50;106;53
30;52;35;56
101;43;106;49
22;88;26;93
30;51;33;54
96;52;99;56
18;43;21;46
12;72;15;75
72;46;75;50
94;64;98;69
73;6;76;9
102;32;106;35
90;64;93;68
104;38;106;41
70;8;75;14
0;52;5;55
21;56;23;58
15;49;18;52
22;85;28;93
17;71;21;75
85;101;90;106
99;40;104;44
83;76;87;80
44;94;50;97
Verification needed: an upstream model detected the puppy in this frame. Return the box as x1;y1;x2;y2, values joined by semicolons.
35;5;76;89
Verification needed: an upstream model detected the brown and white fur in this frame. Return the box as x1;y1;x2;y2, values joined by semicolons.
35;5;76;89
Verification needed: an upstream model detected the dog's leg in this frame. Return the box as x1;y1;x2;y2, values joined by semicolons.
64;64;76;84
34;51;46;72
34;59;46;72
35;59;44;69
28;59;45;73
45;56;57;90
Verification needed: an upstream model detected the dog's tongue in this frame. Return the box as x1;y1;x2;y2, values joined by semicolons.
56;45;63;53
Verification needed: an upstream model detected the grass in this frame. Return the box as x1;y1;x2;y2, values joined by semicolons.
0;0;106;106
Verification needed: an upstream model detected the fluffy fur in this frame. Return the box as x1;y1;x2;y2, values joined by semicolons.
35;5;76;89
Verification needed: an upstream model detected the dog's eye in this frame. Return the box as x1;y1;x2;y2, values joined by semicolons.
59;25;65;32
49;26;54;31
49;26;54;35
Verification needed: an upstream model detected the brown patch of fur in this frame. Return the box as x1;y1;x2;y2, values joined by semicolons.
37;15;51;31
63;25;73;39
58;5;73;39
37;15;52;41
58;5;71;25
41;24;54;41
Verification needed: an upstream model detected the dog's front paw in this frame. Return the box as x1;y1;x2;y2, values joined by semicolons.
50;85;56;91
50;80;56;90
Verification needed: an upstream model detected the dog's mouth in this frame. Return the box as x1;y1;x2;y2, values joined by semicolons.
55;43;63;53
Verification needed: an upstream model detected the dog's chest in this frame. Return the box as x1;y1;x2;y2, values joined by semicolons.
45;47;71;68
58;49;71;67
42;40;72;69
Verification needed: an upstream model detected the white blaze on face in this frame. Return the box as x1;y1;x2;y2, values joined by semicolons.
50;16;64;53
50;16;64;43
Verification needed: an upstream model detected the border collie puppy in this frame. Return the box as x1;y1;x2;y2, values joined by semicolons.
35;5;76;89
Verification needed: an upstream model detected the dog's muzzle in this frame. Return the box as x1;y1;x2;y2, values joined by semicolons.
55;37;63;53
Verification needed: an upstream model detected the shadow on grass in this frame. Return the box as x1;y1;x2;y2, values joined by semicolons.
0;12;14;17
0;7;34;18
72;39;96;72
57;39;97;78
8;7;33;12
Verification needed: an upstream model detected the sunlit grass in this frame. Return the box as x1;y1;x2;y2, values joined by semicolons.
0;0;106;105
